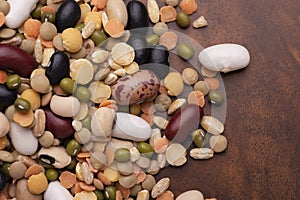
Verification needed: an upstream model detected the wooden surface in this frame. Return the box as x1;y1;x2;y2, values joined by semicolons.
153;0;300;199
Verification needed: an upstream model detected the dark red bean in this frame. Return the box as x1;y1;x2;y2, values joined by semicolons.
44;108;74;139
0;44;37;77
164;104;203;143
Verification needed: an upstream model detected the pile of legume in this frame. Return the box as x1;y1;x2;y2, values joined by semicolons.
0;0;251;199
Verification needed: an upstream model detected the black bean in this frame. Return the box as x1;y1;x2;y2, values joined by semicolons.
55;0;81;32
46;52;69;85
0;84;17;108
126;1;148;32
147;45;169;65
127;33;150;65
0;170;6;190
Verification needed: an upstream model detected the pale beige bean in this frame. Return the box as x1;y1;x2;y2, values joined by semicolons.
32;109;46;137
0;112;10;137
9;161;27;180
182;68;199;85
50;95;80;117
0;150;14;162
151;177;170;198
209;135;228;153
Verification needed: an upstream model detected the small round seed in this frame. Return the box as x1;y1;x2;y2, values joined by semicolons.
182;68;199;85
176;11;191;28
177;43;194;60
209;135;228;153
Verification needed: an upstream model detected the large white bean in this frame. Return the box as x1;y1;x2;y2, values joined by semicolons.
198;43;250;73
176;190;204;200
50;95;80;117
9;122;38;155
91;107;116;138
44;181;73;200
111;112;151;141
5;0;39;28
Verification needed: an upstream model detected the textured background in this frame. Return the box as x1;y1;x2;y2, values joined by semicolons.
147;0;300;199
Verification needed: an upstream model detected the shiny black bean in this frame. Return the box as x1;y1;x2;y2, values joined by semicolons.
0;84;17;108
127;33;150;65
55;0;81;32
46;52;69;85
126;1;148;32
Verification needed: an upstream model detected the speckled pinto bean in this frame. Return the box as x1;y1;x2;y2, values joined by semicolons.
111;70;160;105
0;44;37;77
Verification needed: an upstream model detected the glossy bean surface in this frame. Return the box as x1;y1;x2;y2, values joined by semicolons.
165;104;203;142
0;44;37;77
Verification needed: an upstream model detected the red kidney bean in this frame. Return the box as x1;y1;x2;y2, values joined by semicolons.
164;104;203;143
0;44;37;77
44;108;74;139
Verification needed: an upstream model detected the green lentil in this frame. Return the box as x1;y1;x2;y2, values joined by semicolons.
191;129;206;148
14;98;31;113
137;142;154;157
75;86;92;102
115;148;130;162
31;3;43;19
6;74;21;89
146;34;160;46
208;91;224;105
94;190;104;200
75;23;85;32
91;30;107;46
177;43;194;60
45;168;59;181
66;157;77;171
59;78;77;94
105;186;116;200
66;139;81;156
176;12;191;28
41;12;56;23
1;162;10;177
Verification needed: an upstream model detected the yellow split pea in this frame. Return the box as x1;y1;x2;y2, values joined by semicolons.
62;28;83;53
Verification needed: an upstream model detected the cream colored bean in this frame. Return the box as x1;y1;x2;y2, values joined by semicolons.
147;0;159;23
88;81;111;104
151;177;170;198
200;116;224;135
0;112;10;137
32;109;46;137
209;135;228;153
164;72;184;96
111;42;135;66
124;61;139;74
42;47;55;67
38;131;54;148
166;143;187;166
167;99;186;115
190;148;214;159
50;95;80;117
182;68;199;85
70;59;94;85
30;74;51;93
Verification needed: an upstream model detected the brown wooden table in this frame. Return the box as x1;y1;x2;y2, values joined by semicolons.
150;0;300;199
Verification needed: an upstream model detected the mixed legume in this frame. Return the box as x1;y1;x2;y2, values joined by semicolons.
0;0;251;199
